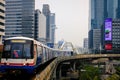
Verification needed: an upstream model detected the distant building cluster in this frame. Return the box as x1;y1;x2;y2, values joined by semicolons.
0;0;56;47
89;0;120;53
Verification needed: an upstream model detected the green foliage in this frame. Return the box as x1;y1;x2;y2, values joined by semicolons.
94;76;100;80
115;67;120;75
106;74;120;80
106;66;120;80
79;65;101;80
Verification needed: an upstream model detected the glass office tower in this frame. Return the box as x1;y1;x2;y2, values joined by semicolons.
5;0;35;38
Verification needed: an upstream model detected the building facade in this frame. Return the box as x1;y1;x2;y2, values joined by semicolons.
89;29;101;53
89;0;119;53
0;0;5;44
112;19;120;53
83;38;88;49
35;9;46;44
89;0;106;53
83;38;88;53
102;18;120;53
5;0;35;39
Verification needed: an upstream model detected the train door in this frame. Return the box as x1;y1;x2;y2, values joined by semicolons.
34;44;37;62
36;45;43;65
48;49;50;60
53;51;56;57
42;47;47;63
45;48;49;61
50;50;53;59
49;49;52;60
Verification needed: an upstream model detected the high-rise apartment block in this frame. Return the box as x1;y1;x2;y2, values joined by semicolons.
0;0;5;44
5;0;35;39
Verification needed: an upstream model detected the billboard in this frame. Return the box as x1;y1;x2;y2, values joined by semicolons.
105;43;112;50
105;18;112;41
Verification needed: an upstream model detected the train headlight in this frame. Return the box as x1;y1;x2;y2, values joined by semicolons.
23;63;26;66
7;63;9;65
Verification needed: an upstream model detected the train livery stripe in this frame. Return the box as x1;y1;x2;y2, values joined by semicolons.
0;62;35;66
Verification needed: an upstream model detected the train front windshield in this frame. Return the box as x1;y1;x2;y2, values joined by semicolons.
2;39;33;59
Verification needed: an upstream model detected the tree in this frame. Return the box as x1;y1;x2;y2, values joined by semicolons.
79;65;101;80
106;74;120;80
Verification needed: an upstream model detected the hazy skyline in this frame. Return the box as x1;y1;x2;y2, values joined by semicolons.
35;0;89;47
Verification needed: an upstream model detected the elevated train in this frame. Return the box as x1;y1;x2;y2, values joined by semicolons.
0;37;73;74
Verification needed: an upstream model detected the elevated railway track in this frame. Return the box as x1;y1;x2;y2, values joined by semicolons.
33;54;120;80
1;54;120;80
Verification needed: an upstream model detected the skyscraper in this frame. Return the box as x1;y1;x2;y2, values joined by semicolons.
42;4;51;42
89;0;106;53
94;0;107;29
5;0;35;39
50;13;56;43
90;0;117;30
116;0;120;18
90;0;96;30
0;0;5;44
107;0;118;18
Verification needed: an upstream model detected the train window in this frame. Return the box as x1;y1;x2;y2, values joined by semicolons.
43;47;46;62
2;45;11;58
37;45;43;57
4;45;10;51
3;40;33;59
40;46;43;55
34;44;37;56
71;51;73;56
46;49;48;60
23;44;31;58
11;44;23;58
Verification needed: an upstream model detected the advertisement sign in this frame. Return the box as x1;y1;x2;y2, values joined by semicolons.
105;43;112;50
105;18;112;41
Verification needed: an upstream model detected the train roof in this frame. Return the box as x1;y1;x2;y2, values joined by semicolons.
4;37;73;52
5;36;34;41
4;36;50;48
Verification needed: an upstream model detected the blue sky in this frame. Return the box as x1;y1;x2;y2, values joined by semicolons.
35;0;89;47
